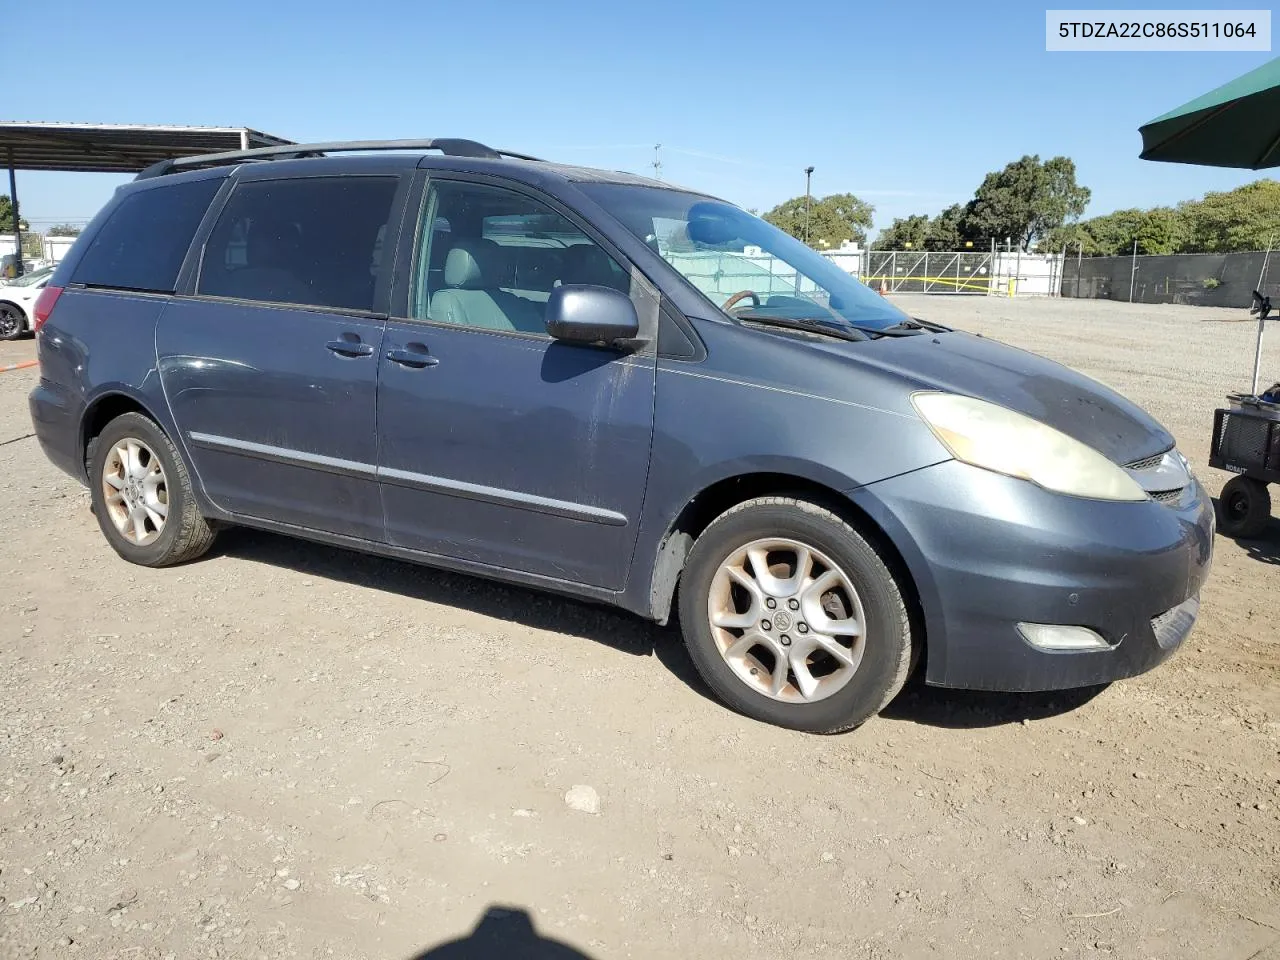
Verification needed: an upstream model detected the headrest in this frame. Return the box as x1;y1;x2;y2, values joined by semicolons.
445;239;503;290
561;243;622;289
247;219;301;268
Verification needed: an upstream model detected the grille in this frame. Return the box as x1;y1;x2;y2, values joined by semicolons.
1124;453;1165;471
1151;595;1199;651
1123;449;1189;508
1217;412;1272;471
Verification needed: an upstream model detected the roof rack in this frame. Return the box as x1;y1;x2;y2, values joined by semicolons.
134;138;542;180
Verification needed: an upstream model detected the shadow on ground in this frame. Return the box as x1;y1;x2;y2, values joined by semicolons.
881;681;1108;729
1210;500;1280;566
1225;517;1280;566
1242;536;1280;565
210;526;705;694
408;906;594;959
213;526;1108;731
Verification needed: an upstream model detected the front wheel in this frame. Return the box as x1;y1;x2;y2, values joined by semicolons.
1217;475;1272;538
88;412;217;567
678;497;914;733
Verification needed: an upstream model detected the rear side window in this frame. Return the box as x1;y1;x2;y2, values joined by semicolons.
198;177;398;313
71;178;221;293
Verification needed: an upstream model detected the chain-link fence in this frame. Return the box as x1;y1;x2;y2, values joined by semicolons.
863;250;995;294
1062;249;1279;308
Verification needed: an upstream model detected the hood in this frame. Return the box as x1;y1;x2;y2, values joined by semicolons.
838;331;1174;464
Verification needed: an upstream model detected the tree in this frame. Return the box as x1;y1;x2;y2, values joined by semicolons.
1038;223;1087;254
48;224;82;237
874;203;982;251
965;155;1090;252
874;214;929;250
1136;208;1185;255
1042;209;1180;256
764;193;874;248
1048;178;1280;256
926;203;978;250
1178;180;1280;253
1076;207;1185;255
0;195;29;233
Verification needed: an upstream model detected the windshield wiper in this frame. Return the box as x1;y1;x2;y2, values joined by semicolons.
842;322;925;338
736;311;929;341
885;316;952;334
735;313;869;342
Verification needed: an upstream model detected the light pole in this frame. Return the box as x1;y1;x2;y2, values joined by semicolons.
1129;237;1138;303
804;166;814;245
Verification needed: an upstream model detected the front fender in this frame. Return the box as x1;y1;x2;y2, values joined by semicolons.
844;471;952;682
621;357;951;620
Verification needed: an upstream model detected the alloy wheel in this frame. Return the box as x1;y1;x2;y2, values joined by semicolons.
101;438;169;546
0;307;21;339
706;537;867;703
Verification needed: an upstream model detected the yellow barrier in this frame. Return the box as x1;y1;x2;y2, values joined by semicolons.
860;275;994;294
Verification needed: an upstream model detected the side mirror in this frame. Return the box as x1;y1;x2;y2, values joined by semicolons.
545;284;639;345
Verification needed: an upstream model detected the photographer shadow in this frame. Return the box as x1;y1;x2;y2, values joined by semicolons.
408;906;596;960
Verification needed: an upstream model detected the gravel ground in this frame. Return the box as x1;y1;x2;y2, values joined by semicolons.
1;296;1277;960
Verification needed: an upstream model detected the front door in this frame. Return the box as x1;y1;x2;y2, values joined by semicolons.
158;173;403;541
376;176;657;589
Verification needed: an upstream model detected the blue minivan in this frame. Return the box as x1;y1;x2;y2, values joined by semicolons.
29;139;1213;732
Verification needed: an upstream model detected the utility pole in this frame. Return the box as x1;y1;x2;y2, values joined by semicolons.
1014;239;1022;298
652;144;662;181
804;166;814;245
1128;237;1139;302
1251;234;1274;395
7;150;21;278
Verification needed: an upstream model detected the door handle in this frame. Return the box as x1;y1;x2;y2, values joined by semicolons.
386;347;439;369
326;338;374;358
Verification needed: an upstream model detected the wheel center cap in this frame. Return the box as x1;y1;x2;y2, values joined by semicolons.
773;610;793;632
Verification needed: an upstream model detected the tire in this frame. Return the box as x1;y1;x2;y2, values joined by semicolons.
1217;476;1272;539
677;496;913;734
88;412;217;567
0;304;24;341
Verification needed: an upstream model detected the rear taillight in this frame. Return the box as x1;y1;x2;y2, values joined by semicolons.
33;285;63;332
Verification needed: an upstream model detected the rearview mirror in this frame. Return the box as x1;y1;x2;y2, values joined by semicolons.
545;284;639;345
685;215;737;246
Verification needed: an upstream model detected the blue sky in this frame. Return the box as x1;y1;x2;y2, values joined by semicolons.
9;0;1276;238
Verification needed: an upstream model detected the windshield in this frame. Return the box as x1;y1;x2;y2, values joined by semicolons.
579;183;908;331
7;267;53;288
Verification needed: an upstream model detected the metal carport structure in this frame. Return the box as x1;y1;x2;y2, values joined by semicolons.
0;122;293;275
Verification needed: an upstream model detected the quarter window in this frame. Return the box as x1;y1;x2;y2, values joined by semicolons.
71;177;222;293
410;180;630;335
199;177;398;313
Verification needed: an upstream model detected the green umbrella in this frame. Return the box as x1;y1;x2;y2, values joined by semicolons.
1139;55;1280;168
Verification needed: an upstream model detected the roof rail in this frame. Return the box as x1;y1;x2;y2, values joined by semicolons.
134;138;542;180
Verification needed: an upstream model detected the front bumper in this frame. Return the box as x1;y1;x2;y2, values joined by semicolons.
853;461;1214;692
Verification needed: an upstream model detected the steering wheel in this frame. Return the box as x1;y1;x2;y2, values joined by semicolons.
722;290;761;312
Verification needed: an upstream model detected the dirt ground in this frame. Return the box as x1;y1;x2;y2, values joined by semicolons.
1;296;1278;960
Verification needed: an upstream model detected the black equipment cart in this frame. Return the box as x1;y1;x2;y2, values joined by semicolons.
1210;292;1279;538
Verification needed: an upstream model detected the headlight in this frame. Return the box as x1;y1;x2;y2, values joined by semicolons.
911;392;1147;502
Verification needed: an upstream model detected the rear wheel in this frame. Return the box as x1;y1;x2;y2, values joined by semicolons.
678;497;913;733
88;412;217;566
1217;475;1272;538
0;304;24;341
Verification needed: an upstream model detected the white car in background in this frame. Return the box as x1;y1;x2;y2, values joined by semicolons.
0;266;55;340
